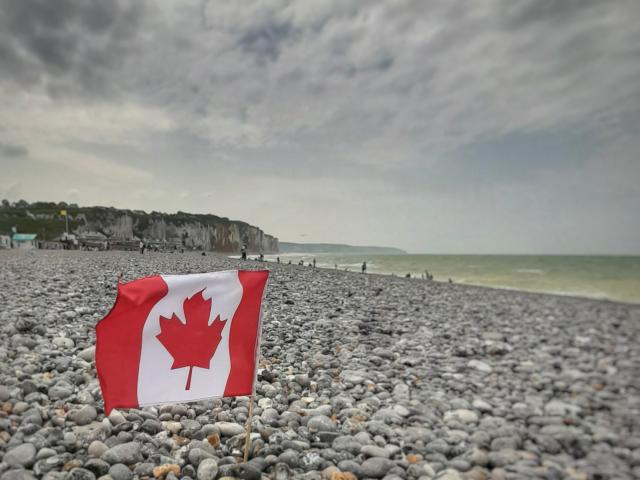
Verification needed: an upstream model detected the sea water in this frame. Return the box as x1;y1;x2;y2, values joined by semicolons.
262;254;640;304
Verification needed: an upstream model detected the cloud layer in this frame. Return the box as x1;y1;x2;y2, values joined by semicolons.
1;0;639;253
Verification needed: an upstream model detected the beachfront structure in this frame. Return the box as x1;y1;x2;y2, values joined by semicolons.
12;233;37;249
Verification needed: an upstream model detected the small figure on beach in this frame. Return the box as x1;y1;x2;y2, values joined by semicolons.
361;261;367;274
313;258;316;268
334;264;338;270
288;260;292;265
405;273;411;278
139;240;145;255
298;259;304;266
241;244;247;260
259;253;264;262
448;278;453;283
277;257;280;264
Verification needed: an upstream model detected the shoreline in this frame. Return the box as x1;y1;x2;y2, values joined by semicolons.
237;254;640;307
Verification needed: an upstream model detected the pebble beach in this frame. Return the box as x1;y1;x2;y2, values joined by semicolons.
0;249;639;480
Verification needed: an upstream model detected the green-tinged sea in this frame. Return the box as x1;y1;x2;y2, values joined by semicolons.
263;254;640;304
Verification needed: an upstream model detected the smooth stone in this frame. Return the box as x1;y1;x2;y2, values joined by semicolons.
67;468;97;480
140;419;163;435
36;448;57;460
101;442;142;465
79;346;96;362
0;471;37;480
108;410;126;426
472;399;492;412
216;422;244;437
488;449;519;468
188;448;215;467
52;337;75;348
108;464;133;480
444;409;478;424
88;441;109;458
68;405;98;425
360;457;395;478
467;360;492;374
436;469;463;480
308;415;338;433
84;459;110;477
197;458;219;480
4;443;37;468
48;383;73;400
0;385;10;401
544;400;581;417
361;445;391;458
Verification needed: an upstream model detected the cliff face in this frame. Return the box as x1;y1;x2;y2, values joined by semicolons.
76;209;278;253
0;203;278;253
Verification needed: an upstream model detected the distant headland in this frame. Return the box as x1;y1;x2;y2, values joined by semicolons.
279;242;406;255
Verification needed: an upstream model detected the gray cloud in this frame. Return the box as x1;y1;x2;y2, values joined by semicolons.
0;0;144;96
0;0;639;253
0;143;28;158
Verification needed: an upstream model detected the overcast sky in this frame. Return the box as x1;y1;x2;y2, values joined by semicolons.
1;0;639;253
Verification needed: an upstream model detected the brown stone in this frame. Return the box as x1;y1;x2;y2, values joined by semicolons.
207;432;221;447
153;464;181;478
330;473;358;480
63;459;83;471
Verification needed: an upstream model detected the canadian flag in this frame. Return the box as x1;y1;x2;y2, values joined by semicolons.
96;270;268;414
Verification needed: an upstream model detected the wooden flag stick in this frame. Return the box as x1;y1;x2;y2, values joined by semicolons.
243;395;255;463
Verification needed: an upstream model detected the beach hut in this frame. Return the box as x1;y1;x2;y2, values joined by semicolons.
12;233;37;249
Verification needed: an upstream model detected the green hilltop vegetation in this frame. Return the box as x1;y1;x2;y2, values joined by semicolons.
0;200;81;240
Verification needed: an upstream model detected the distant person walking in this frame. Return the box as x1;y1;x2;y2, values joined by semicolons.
361;261;367;274
241;244;247;260
277;257;280;264
313;258;316;268
139;240;145;254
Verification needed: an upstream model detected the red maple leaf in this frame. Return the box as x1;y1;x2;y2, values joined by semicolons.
156;289;227;390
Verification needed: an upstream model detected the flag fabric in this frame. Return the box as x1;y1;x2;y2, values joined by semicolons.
96;270;268;414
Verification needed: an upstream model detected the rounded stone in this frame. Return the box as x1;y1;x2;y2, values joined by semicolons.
109;463;134;480
361;445;391;458
360;457;395;478
216;422;244;437
67;468;97;480
101;442;142;465
88;440;109;458
197;458;219;480
307;415;338;433
68;405;98;425
4;443;37;468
